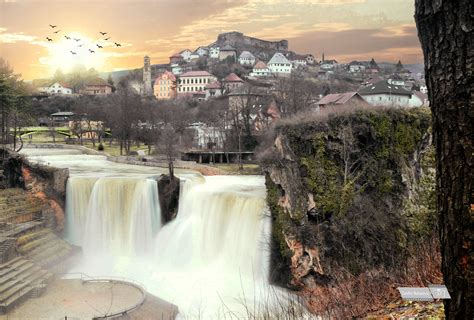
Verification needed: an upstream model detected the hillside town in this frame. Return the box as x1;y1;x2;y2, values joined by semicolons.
24;31;429;158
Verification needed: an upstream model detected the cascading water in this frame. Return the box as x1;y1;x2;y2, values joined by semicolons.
22;148;306;319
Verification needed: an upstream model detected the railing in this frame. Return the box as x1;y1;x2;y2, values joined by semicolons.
60;272;147;319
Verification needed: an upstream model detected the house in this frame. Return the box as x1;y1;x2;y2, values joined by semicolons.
320;59;338;70
195;46;209;57
358;79;412;107
367;58;380;73
348;61;366;73
316;92;370;109
209;46;220;59
153;71;177;100
409;91;429;107
45;82;73;95
180;49;192;62
177;71;217;99
81;78;113;95
204;81;223;100
50;111;75;126
188;122;224;149
249;61;270;77
238;51;256;66
267;52;292;75
290;54;307;68
171;64;183;75
219;44;237;61
306;54;315;65
420;85;428;94
223;73;245;92
169;53;183;64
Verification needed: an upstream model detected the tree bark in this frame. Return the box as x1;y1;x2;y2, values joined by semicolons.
415;1;473;318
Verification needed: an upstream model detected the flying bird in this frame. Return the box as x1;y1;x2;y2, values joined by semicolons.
99;32;107;36
89;49;95;53
78;44;84;47
74;38;80;42
65;35;71;40
114;42;121;47
53;30;60;34
104;37;111;40
70;51;77;55
49;24;57;28
46;37;53;42
96;44;103;49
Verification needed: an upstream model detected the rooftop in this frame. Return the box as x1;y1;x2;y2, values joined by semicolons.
179;71;214;77
268;52;291;65
224;73;244;83
205;81;222;90
253;61;268;69
359;80;412;96
317;92;361;106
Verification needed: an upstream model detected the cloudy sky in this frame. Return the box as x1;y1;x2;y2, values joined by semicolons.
0;0;422;80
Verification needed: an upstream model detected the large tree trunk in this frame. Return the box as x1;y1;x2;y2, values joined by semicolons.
415;1;473;318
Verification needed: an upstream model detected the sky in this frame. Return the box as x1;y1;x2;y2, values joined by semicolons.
0;0;422;80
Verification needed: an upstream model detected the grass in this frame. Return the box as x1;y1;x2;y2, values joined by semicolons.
209;163;262;175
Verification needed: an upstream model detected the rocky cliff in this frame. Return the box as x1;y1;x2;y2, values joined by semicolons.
261;108;441;318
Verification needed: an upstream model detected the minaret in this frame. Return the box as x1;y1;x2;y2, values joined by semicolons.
143;56;152;96
322;52;325;62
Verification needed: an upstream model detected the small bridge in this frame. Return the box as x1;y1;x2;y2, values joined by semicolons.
10;127;111;138
182;150;254;164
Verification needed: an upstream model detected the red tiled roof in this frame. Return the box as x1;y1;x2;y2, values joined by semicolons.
56;82;72;89
317;92;360;106
205;81;221;89
253;61;267;69
224;73;244;83
154;71;176;85
179;71;213;77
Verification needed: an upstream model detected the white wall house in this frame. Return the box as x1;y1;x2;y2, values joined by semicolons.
320;59;338;70
188;122;224;149
249;61;270;77
180;49;192;62
195;46;209;56
359;79;412;107
409;91;429;107
349;62;366;73
267;53;292;75
238;51;256;66
171;64;183;75
46;82;73;95
177;71;217;96
306;54;315;65
291;55;307;68
209;47;220;59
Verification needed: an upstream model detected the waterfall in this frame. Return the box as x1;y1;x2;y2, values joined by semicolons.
66;176;162;256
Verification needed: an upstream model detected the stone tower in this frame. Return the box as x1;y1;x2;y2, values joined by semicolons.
143;56;152;96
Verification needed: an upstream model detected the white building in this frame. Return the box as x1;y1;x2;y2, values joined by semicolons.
188;122;224;149
209;47;220;59
349;61;366;73
44;82;73;95
195;46;209;57
358;79;412;107
409;91;429;107
177;71;217;97
306;54;315;65
267;53;292;75
290;54;307;68
249;61;270;77
180;49;192;62
238;51;256;66
320;59;338;70
171;63;183;75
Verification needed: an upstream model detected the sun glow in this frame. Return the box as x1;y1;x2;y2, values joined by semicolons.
41;32;107;74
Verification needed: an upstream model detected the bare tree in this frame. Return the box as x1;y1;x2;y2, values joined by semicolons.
415;1;473;318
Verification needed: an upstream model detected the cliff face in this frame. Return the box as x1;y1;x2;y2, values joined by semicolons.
261;108;441;317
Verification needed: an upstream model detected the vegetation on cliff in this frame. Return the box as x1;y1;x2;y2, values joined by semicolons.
261;107;440;317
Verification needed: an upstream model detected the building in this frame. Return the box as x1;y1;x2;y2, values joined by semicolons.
177;71;217;98
238;51;256;66
316;92;370;109
359;79;412;107
180;49;192;62
169;53;183;64
153;71;177;100
50;111;75;126
306;54;315;65
81;78;113;95
367;58;380;73
320;59;338;70
267;52;292;75
44;82;73;95
249;61;270;77
171;64;183;75
209;46;220;59
348;61;366;73
223;73;245;92
219;44;237;61
420;85;428;94
409;91;429;107
290;54;307;68
143;56;152;96
195;46;209;57
204;81;223;100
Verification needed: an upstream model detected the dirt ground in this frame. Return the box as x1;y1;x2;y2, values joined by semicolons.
0;279;178;320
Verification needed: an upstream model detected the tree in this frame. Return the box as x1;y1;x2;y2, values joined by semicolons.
415;1;473;318
107;74;116;93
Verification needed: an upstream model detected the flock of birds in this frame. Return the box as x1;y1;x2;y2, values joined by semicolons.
46;24;122;55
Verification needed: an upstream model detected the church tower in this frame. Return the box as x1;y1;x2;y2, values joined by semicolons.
143;56;152;96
